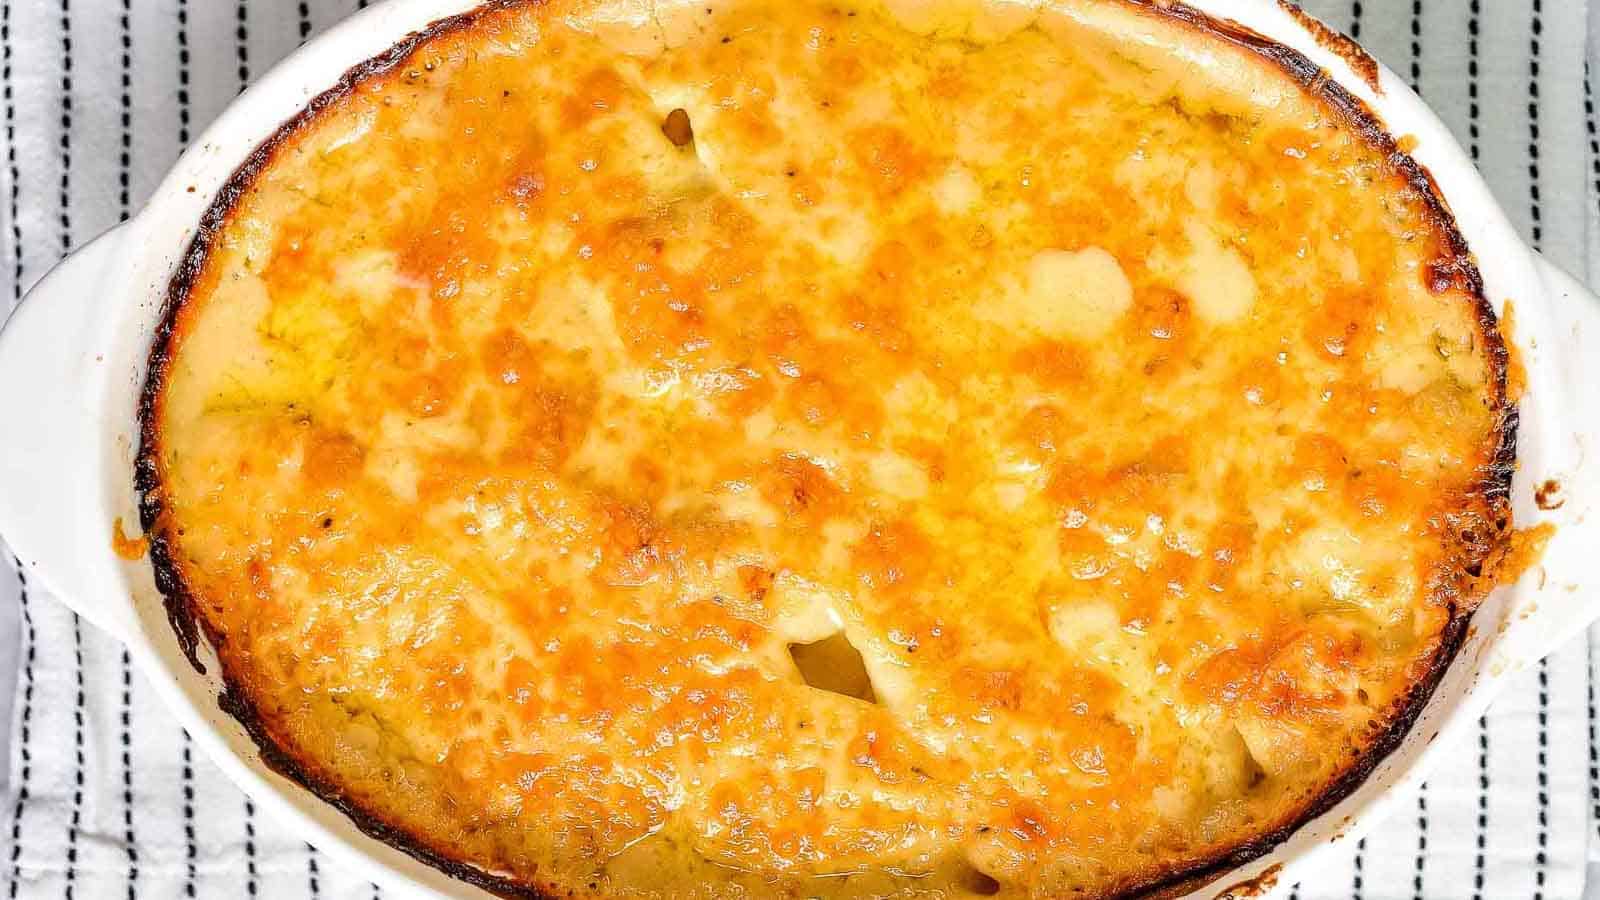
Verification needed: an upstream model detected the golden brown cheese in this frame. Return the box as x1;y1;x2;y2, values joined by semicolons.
141;1;1513;897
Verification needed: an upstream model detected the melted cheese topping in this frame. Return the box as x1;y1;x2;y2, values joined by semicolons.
147;1;1510;896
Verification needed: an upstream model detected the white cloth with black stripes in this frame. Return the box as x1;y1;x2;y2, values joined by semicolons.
0;1;1598;898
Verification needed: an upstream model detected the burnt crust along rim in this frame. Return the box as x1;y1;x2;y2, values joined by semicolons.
134;1;1517;898
1272;1;1381;93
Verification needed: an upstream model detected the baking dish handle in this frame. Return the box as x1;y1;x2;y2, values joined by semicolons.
0;223;137;643
1520;255;1600;660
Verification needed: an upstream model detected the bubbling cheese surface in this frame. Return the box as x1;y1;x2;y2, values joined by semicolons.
146;1;1511;896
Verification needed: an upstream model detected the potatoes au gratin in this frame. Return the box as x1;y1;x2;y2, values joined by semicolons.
138;0;1516;896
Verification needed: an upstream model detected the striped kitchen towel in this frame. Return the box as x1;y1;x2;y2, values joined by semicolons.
0;1;1597;898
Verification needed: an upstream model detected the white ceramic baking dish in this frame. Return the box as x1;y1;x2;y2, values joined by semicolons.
1;0;1597;896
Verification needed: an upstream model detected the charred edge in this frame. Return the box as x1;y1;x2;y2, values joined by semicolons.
1274;1;1381;93
134;1;1516;899
135;0;532;677
217;689;547;900
135;328;202;670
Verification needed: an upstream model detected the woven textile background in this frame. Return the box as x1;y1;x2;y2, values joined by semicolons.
0;1;1597;897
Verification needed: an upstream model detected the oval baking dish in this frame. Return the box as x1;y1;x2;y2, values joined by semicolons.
1;1;1599;897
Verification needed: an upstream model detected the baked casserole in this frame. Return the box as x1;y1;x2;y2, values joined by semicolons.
138;0;1516;896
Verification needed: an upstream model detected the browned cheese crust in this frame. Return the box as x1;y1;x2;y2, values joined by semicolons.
138;1;1515;897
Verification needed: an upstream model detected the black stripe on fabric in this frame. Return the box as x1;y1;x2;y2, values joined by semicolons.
1589;73;1600;844
308;844;323;898
183;737;196;897
121;647;137;900
1527;3;1547;897
1528;2;1544;248
1536;661;1550;899
65;616;84;899
1410;0;1422;92
244;802;258;896
177;0;190;147
236;0;249;91
1589;70;1600;228
1475;717;1489;899
56;0;70;258
1468;1;1480;162
1;0;15;309
119;2;138;890
1589;579;1600;840
118;0;130;218
1413;785;1427;900
1352;837;1365;898
7;566;34;898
